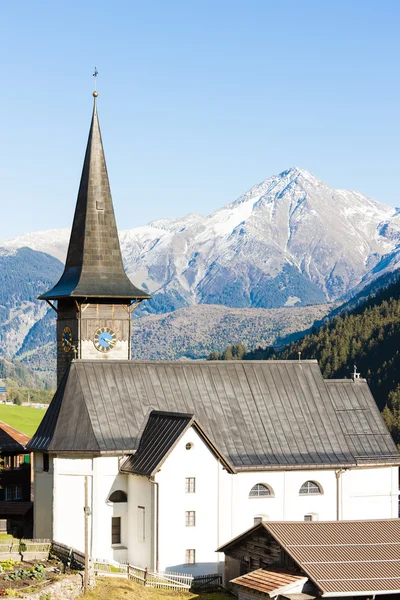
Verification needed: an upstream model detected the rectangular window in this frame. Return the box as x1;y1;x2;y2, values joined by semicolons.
304;514;314;522
43;454;49;472
185;549;196;565
14;455;22;469
5;487;12;501
138;506;145;542
185;477;196;493
185;511;196;527
14;486;22;500
111;517;121;545
4;456;12;470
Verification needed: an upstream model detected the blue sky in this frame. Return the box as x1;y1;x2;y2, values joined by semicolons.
0;0;399;239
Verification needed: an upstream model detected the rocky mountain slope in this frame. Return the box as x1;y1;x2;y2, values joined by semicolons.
5;168;400;314
2;167;400;386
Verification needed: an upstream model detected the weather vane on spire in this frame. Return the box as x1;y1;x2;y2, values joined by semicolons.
93;67;99;97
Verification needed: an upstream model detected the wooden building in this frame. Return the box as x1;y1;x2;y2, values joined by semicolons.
218;519;400;598
0;421;33;537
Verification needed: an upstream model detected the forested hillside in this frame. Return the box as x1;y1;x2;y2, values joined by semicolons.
210;273;400;445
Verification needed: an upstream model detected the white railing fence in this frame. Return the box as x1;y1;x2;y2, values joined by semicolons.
94;559;193;591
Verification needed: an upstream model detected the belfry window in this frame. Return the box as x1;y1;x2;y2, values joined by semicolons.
299;481;322;495
249;483;273;498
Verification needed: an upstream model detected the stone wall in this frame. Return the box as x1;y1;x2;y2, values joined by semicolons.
5;573;83;600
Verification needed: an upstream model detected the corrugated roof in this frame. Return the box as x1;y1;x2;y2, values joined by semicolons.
231;568;307;596
265;520;400;596
27;360;399;469
0;421;30;451
120;411;194;476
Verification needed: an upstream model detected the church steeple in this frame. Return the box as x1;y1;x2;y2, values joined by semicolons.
42;93;150;385
40;93;150;301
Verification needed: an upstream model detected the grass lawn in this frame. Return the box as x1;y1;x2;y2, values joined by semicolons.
0;404;46;437
78;578;232;600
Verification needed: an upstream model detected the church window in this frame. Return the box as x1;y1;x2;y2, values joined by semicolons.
185;442;193;450
185;511;196;527
185;477;196;493
138;506;145;542
185;549;196;564
299;481;322;495
111;517;121;545
249;483;273;498
109;490;128;503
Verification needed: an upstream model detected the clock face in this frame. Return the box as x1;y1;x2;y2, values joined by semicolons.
61;327;73;353
94;327;117;353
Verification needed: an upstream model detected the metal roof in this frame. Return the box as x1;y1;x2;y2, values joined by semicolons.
40;97;150;301
0;420;30;451
231;568;308;597
120;411;194;476
220;520;400;597
27;360;399;469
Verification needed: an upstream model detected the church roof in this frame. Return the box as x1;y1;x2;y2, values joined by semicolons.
27;360;399;469
40;97;150;301
120;410;234;476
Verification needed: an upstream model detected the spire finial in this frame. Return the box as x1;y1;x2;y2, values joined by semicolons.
93;67;99;98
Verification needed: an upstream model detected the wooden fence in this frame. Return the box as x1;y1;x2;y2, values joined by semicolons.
51;541;87;570
192;573;222;590
0;539;51;560
95;560;193;591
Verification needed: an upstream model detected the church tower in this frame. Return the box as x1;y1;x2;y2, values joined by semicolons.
40;93;150;384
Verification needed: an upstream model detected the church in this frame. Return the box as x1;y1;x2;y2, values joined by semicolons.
28;92;399;578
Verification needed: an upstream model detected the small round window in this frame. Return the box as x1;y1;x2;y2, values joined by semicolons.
185;442;193;450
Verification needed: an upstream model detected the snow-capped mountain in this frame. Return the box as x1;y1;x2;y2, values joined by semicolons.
4;167;400;312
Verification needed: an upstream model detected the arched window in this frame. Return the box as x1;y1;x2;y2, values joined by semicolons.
109;490;128;503
299;481;322;495
249;483;273;498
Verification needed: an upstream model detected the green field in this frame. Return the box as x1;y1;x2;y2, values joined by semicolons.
0;404;46;437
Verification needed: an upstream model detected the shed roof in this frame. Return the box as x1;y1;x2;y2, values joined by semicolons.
219;520;400;597
27;360;399;469
0;421;30;452
231;568;308;597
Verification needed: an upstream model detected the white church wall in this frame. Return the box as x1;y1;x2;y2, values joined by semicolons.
92;457;128;563
341;466;398;520
52;456;92;551
155;428;222;576
33;453;54;540
127;475;153;569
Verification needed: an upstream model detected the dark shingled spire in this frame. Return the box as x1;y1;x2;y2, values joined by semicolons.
40;95;150;301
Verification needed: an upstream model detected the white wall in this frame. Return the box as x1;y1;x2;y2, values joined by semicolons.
50;455;128;562
127;475;153;569
155;428;223;576
341;466;398;520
